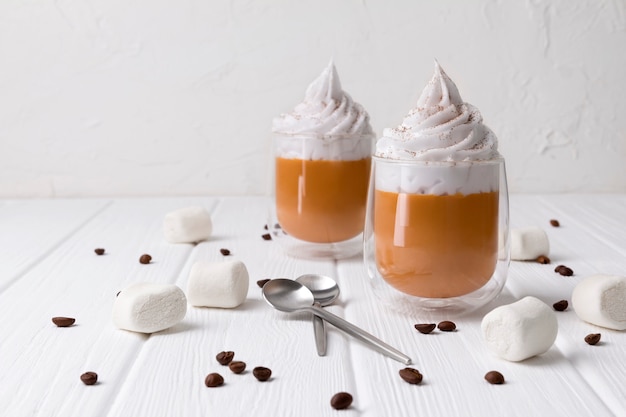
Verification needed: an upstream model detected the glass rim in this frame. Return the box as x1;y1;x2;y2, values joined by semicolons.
272;131;376;141
372;155;505;167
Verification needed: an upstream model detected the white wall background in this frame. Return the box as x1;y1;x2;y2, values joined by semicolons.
1;0;625;197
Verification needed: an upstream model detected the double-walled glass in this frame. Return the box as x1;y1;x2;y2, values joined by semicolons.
364;157;510;315
268;132;374;259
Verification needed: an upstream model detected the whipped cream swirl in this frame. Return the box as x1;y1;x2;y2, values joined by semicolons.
272;61;374;136
375;62;499;161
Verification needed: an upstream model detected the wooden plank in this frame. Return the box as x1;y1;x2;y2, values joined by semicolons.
0;199;110;292
505;194;626;415
0;196;623;417
337;257;613;416
0;198;217;417
105;197;360;417
333;194;624;416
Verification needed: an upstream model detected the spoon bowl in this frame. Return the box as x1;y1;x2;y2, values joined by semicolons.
296;274;340;307
262;278;314;312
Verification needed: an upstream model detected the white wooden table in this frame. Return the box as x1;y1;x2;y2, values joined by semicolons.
0;195;624;417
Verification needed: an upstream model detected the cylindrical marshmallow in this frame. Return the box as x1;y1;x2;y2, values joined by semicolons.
187;260;249;308
163;206;212;243
510;227;549;260
113;283;187;334
572;274;626;330
481;296;558;362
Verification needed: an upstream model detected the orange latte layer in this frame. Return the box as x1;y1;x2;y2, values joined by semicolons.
276;157;371;243
375;190;499;298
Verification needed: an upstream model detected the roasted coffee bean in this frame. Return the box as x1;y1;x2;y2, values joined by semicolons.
139;254;152;264
585;333;601;345
484;370;505;384
550;219;560;227
94;248;105;255
228;361;246;374
261;233;272;241
52;317;75;327
414;323;436;334
399;367;423;385
263;224;268;230
257;279;271;288
555;265;573;276
536;255;551;264
252;366;272;381
204;373;224;387
553;300;569;311
330;392;353;410
219;248;231;256
80;371;98;385
438;320;457;332
216;351;235;365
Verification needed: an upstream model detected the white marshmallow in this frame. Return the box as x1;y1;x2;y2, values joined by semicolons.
481;296;558;361
510;227;549;260
572;274;626;330
187;260;249;308
163;206;212;243
113;283;187;334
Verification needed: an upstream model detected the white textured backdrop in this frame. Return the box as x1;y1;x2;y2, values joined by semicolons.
1;0;625;197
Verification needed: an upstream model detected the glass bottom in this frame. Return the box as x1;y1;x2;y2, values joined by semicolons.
268;224;362;260
366;259;508;317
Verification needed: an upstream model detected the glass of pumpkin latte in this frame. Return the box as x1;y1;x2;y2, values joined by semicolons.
364;62;510;315
269;61;374;259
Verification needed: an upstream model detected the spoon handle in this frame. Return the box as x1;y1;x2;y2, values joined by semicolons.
312;302;326;356
307;305;411;365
